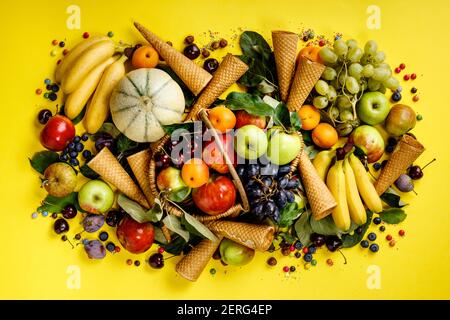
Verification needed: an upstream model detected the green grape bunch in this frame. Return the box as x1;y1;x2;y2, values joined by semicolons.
312;38;399;136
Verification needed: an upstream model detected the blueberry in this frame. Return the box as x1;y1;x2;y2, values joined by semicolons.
68;142;76;150
51;84;60;92
84;240;106;259
59;154;68;161
388;137;397;146
373;217;382;225
294;241;303;250
373;163;381;171
69;151;78;159
75;143;84;152
303;253;312;262
369;244;379;252
308;246;317;254
69;158;79;166
391;92;402;102
385;145;395;153
368;232;377;241
379;226;386;232
82;150;92;160
360;240;369;248
48;92;57;101
73;136;81;143
81;133;89;141
106;242;116;252
99;231;109;241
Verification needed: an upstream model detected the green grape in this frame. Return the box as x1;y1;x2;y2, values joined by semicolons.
360;54;371;65
315;80;329;96
377;62;390;70
322;67;337;81
368;78;381;91
345;76;359;94
346;39;358;49
319;47;338;64
338;73;347;86
374;51;386;63
331;78;341;90
333;39;348;58
347;47;363;63
329;106;340;119
383;76;400;90
313;96;329;109
327;85;337;102
372;67;390;81
362;64;374;77
340;110;354;122
348;63;363;80
337;95;352;110
378;84;386;94
364;40;378;54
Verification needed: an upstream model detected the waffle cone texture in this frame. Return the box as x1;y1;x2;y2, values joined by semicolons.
127;149;154;206
272;31;298;102
375;134;425;195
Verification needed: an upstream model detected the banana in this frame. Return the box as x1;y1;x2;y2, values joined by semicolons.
313;149;336;181
348;153;383;213
55;36;109;83
84;55;127;134
326;160;351;231
343;157;367;225
62;39;116;94
65;56;117;119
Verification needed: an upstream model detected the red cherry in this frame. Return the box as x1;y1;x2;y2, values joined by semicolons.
39;115;75;151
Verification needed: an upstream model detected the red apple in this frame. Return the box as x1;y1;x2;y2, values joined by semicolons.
235;110;266;129
349;125;385;163
40;115;76;151
116;215;154;254
202;133;236;173
192;176;236;215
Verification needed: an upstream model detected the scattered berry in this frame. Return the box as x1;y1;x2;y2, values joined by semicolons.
51;84;60;92
283;266;290;272
107;31;114;38
413;95;420;102
184;35;194;44
411;73;417;80
44;79;51;85
31;212;38;219
51;213;58;219
411;87;418;94
386;235;393;241
403;74;410;81
42;211;49;217
290;266;296;272
75;234;81;240
369;244;379;252
51;50;57;57
267;257;277;266
311;259;317;266
126;259;133;265
52;39;58;46
303;253;312;262
82;150;92;160
399;230;405;236
391;91;402;102
319;39;326;46
106;242;116;252
115;246;121;253
294;241;303;250
43;92;49;99
373;162;381;171
219;39;228;48
302;35;309;42
201;48;210;58
99;231;109;241
395;67;401;73
302;247;309;254
289;245;295;252
211;41;220;50
48;92;57;101
61;235;67;241
379;226;386;232
389;240;396;247
360;240;369;248
210;268;216;275
38;109;52;125
59;41;65;48
416;114;423;121
368;232;377;241
326;259;334;266
134;260;140;267
158;247;165;254
294;252;301;258
35;88;42;95
308;246;317;254
399;63;406;70
63;49;69;56
83;32;90;39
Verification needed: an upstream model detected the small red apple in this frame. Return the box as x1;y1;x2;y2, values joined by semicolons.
193;175;236;215
116;215;154;254
202;133;236;173
40;115;76;151
235;110;266;129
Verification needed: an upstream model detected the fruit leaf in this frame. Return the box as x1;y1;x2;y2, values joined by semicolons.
160;235;187;255
96;122;121;139
278;232;296;244
379;208;407;224
290;112;302;131
342;210;373;248
79;164;99;179
273;103;290;128
224;92;274;117
310;215;343;236
29;151;59;174
294;210;313;247
300;130;313;146
117;194;162;223
237;56;265;87
162;214;190;242
304;145;319;160
153;227;168;245
162;122;195;135
38;192;81;213
278;202;303;228
116;134;140;154
239;31;272;62
168;187;192;203
381;188;408;208
181;212;218;242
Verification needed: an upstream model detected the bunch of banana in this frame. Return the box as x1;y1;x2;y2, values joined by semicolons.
313;149;336;181
55;36;128;133
325;152;383;231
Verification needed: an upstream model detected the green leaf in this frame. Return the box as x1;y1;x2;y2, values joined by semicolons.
381;188;408;208
294;210;313;247
79;164;99;179
290;112;302;131
224;92;274;117
240;31;272;62
153;227;168;245
278;232;296;244
310;215;342;236
168;187;192;203
117;194;163;223
96;122;121;139
274;103;290;128
379;208;407;224
342;211;373;248
29;151;59;174
38;192;80;213
278;202;303;228
162;122;195;135
300;130;313;146
160;235;187;255
162;214;190;242
117;134;140;154
71;106;86;125
181;212;218;241
237;56;266;87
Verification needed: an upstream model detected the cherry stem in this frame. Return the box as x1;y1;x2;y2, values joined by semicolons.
337;249;347;264
421;158;436;171
412;189;418;196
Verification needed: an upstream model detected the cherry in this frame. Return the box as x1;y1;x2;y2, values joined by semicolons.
62;204;77;219
38;109;52;125
148;253;164;269
407;158;436;180
310;233;326;247
105;210;124;227
54;218;69;234
155;153;170;169
183;44;200;60
325;235;342;252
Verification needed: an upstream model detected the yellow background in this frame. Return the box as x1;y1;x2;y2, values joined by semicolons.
1;0;449;299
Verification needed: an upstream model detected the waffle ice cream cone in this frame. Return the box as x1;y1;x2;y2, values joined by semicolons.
175;236;222;282
298;148;336;220
134;22;212;95
127;149;154;206
187;53;249;120
205;221;274;252
88;147;149;208
272;31;298;102
375;134;425;195
287;56;326;112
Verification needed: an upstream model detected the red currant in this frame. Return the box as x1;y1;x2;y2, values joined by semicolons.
403;74;410;81
400;63;406;69
395;67;401;73
411;73;417;80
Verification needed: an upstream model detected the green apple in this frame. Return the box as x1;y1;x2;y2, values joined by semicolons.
234;125;268;160
78;180;114;214
43;162;77;197
356;92;389;125
156;167;191;202
384;104;416;136
220;238;255;266
266;127;301;165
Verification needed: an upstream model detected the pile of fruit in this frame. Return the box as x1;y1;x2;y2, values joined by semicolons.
29;22;430;281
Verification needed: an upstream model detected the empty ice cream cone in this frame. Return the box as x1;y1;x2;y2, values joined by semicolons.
375;134;425;195
272;31;298;102
205;221;274;252
298;148;336;220
287;56;325;112
134;22;212;95
127;149;154;206
88;147;149;208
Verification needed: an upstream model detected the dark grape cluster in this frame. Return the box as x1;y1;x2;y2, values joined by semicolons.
236;163;300;222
